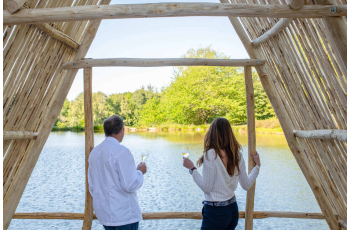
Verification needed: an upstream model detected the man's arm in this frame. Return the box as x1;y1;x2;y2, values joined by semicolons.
112;149;144;193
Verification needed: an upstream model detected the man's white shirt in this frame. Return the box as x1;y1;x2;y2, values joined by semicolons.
88;137;143;226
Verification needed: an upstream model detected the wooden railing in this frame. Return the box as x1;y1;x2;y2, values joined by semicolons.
13;211;326;220
62;58;264;69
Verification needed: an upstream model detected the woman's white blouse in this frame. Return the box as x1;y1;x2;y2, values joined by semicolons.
192;149;259;202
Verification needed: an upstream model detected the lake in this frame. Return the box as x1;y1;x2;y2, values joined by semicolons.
9;131;328;230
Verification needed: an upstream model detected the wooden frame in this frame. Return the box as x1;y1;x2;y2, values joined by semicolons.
3;3;346;25
62;58;265;69
3;0;346;229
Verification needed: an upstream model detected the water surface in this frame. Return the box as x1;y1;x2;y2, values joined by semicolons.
9;131;328;230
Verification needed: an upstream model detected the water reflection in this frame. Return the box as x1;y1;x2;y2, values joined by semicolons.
9;131;327;230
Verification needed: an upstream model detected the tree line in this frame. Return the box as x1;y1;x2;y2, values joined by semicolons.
55;47;275;130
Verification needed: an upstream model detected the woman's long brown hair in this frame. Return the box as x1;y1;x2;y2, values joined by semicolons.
197;117;241;176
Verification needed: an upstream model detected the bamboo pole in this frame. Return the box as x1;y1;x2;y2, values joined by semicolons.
2;1;111;229
3;3;347;25
220;1;340;229
244;66;256;230
3;131;38;140
62;58;264;69
12;211;326;220
293;130;347;142
82;67;94;230
5;0;26;13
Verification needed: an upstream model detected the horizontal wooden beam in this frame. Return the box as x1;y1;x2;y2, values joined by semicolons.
13;211;325;220
252;18;293;46
293;129;347;142
3;3;347;25
62;58;265;69
3;131;39;140
35;24;79;50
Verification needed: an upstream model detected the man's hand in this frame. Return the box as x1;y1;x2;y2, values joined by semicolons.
137;162;147;174
183;157;195;169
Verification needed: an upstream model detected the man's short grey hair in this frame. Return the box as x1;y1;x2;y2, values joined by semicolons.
103;115;124;137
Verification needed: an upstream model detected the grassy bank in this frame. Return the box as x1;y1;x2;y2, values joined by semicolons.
232;118;283;135
52;118;283;135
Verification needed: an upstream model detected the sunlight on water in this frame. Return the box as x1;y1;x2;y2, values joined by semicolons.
9;131;328;230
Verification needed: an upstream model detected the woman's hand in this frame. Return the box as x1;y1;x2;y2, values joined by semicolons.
249;151;261;167
183;157;195;169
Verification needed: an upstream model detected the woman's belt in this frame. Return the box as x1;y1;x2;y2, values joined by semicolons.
202;196;236;207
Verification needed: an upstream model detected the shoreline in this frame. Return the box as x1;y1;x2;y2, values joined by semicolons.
52;126;284;136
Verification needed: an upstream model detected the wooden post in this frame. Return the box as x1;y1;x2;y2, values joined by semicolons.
219;1;340;229
244;66;256;230
2;1;112;229
82;67;94;230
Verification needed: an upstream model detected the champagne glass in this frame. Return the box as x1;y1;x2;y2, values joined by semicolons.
182;146;190;158
141;150;149;162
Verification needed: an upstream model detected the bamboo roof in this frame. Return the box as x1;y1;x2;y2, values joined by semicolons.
3;0;347;230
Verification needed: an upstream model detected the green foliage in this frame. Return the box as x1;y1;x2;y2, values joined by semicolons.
55;46;275;130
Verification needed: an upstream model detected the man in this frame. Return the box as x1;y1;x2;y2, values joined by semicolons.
88;115;147;230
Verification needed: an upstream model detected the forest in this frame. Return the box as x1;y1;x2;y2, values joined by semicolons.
55;47;275;130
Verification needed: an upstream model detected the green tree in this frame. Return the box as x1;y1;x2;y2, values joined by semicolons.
55;47;275;129
92;91;109;125
67;93;84;128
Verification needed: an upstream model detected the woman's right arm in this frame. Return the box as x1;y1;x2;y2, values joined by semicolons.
238;152;260;191
192;150;216;194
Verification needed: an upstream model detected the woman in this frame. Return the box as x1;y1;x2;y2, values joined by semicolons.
183;117;260;230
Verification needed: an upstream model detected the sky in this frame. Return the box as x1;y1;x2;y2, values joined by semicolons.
66;0;249;101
